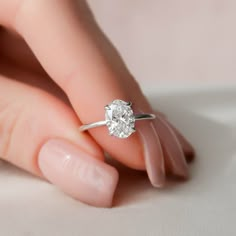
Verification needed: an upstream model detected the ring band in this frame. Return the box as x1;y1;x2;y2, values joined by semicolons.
79;99;156;138
79;114;156;131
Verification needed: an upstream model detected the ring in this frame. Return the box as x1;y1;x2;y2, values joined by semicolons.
79;99;156;138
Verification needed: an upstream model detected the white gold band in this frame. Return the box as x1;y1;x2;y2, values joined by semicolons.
79;113;156;132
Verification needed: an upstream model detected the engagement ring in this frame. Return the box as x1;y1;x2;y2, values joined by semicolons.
79;99;156;138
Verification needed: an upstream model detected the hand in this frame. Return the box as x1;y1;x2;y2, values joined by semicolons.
0;0;194;207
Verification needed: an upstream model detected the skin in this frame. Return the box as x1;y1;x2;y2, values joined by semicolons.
0;0;194;207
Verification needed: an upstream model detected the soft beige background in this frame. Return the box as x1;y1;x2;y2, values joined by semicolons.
89;0;236;87
1;1;236;236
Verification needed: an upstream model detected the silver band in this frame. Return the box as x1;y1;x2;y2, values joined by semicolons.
79;113;156;132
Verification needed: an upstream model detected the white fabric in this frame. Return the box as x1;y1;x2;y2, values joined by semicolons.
0;82;236;236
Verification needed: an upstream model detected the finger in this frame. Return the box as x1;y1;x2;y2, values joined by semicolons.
128;89;190;178
154;111;195;162
0;69;118;207
0;0;165;186
123;75;191;179
0;28;46;76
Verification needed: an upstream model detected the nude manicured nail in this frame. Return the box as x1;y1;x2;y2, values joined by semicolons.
137;121;166;187
38;139;119;207
166;123;195;163
154;115;189;179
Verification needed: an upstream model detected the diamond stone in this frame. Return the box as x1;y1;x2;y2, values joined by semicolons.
105;100;135;138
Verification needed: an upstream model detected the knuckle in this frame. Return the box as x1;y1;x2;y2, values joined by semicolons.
0;102;23;160
11;0;29;27
13;0;44;29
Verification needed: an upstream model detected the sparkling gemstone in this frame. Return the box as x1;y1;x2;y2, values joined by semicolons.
105;100;135;138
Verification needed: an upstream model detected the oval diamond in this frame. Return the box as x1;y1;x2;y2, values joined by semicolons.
105;100;135;138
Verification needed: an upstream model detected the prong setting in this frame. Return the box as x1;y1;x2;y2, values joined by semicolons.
126;101;132;107
105;105;110;110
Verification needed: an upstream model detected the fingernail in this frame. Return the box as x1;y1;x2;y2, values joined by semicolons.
154;115;189;179
160;117;195;163
38;139;119;207
173;130;195;163
137;121;166;187
176;134;195;163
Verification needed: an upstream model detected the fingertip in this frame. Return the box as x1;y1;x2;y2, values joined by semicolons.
38;138;119;208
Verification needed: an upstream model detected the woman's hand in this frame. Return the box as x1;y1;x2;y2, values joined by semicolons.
0;0;194;207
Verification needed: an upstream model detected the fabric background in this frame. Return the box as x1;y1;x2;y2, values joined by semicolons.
1;82;236;236
89;0;236;86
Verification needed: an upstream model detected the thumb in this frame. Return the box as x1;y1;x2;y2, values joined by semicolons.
0;72;118;208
